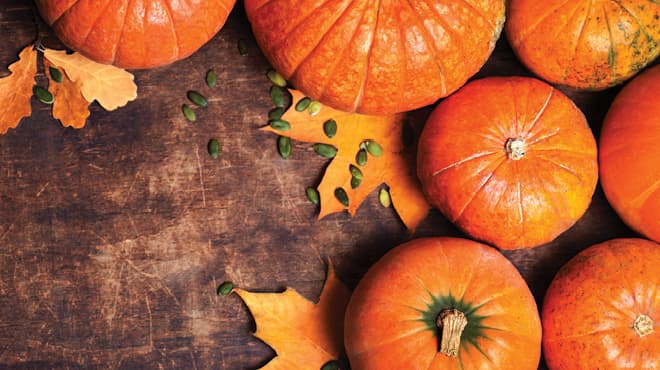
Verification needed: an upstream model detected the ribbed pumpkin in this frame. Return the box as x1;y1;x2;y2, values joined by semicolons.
36;0;236;69
600;65;660;243
417;77;598;249
345;237;542;370
542;238;659;370
507;0;660;90
244;0;506;115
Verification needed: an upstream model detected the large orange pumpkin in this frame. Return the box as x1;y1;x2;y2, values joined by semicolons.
600;65;660;243
417;77;598;249
506;0;660;90
542;238;659;369
244;0;506;115
36;0;236;69
344;237;541;370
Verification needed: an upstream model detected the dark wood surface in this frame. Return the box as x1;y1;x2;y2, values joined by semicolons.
0;1;642;369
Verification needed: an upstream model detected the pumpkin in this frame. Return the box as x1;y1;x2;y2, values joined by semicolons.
542;238;660;370
344;237;541;370
244;0;506;115
417;77;598;250
506;0;660;90
35;0;236;69
600;65;660;243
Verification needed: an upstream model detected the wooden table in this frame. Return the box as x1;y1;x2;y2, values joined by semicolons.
0;1;640;369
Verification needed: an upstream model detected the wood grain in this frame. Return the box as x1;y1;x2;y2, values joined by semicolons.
0;1;645;369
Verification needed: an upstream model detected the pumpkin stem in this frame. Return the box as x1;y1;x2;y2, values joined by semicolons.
633;314;654;337
505;138;526;160
436;308;468;357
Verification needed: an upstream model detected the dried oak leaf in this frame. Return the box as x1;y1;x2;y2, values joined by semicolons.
263;89;430;231
45;60;90;129
235;264;350;370
0;45;37;134
43;48;137;111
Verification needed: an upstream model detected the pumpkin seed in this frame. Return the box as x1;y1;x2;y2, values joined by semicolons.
323;119;337;138
33;85;53;105
321;361;340;370
308;100;322;115
267;70;287;87
182;104;196;122
350;176;361;189
356;149;368;166
349;164;363;180
306;187;320;205
379;188;391;208
334;187;349;207
270;86;286;107
49;66;63;83
206;69;217;88
278;136;292;159
208;138;221;159
295;97;312;112
269;119;290;131
313;143;337;158
269;107;285;120
365;140;383;157
238;39;248;56
216;281;234;296
187;90;208;108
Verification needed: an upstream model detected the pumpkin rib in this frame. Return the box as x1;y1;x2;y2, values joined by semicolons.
530;154;584;183
48;0;81;27
76;0;114;50
566;2;592;82
454;156;508;223
160;0;182;58
352;0;383;112
602;4;617;71
627;177;660;213
430;151;500;178
544;328;620;342
453;0;497;30
509;0;573;46
109;0;131;65
609;0;654;44
521;88;553;136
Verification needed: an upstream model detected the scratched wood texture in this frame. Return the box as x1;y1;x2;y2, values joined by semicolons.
0;1;642;369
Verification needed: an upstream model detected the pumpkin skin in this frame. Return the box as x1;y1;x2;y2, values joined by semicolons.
344;237;541;370
35;0;236;69
417;77;598;250
244;0;506;115
506;0;660;90
600;65;660;243
542;238;660;370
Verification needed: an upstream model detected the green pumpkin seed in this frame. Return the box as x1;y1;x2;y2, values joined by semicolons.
187;90;208;108
182;104;196;122
379;188;391;208
238;39;248;56
356;149;368;167
295;97;312;112
269;119;290;131
49;66;63;83
269;107;285;120
33;85;53;105
323;119;337;138
216;281;234;296
278;136;292;159
306;187;320;205
313;143;337;158
270;86;286;107
349;164;363;180
321;361;340;370
350;176;361;189
365;140;383;157
334;187;349;207
206;69;217;88
267;70;287;87
308;100;322;115
208;138;221;159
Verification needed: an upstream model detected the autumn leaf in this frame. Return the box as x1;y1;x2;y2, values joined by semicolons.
235;263;350;370
0;45;37;134
45;60;90;129
263;89;430;231
43;48;137;111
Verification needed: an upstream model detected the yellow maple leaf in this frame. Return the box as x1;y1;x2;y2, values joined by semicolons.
235;264;350;370
43;48;137;111
45;61;90;129
263;89;430;231
0;45;37;134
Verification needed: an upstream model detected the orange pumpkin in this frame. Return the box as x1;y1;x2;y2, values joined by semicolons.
36;0;236;69
344;237;541;370
542;238;660;369
244;0;505;115
417;77;598;249
600;65;660;243
506;0;660;90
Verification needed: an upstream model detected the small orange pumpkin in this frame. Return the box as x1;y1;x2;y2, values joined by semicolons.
244;0;505;115
36;0;236;69
344;237;542;370
600;65;660;243
542;238;659;370
506;0;660;90
417;77;598;249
